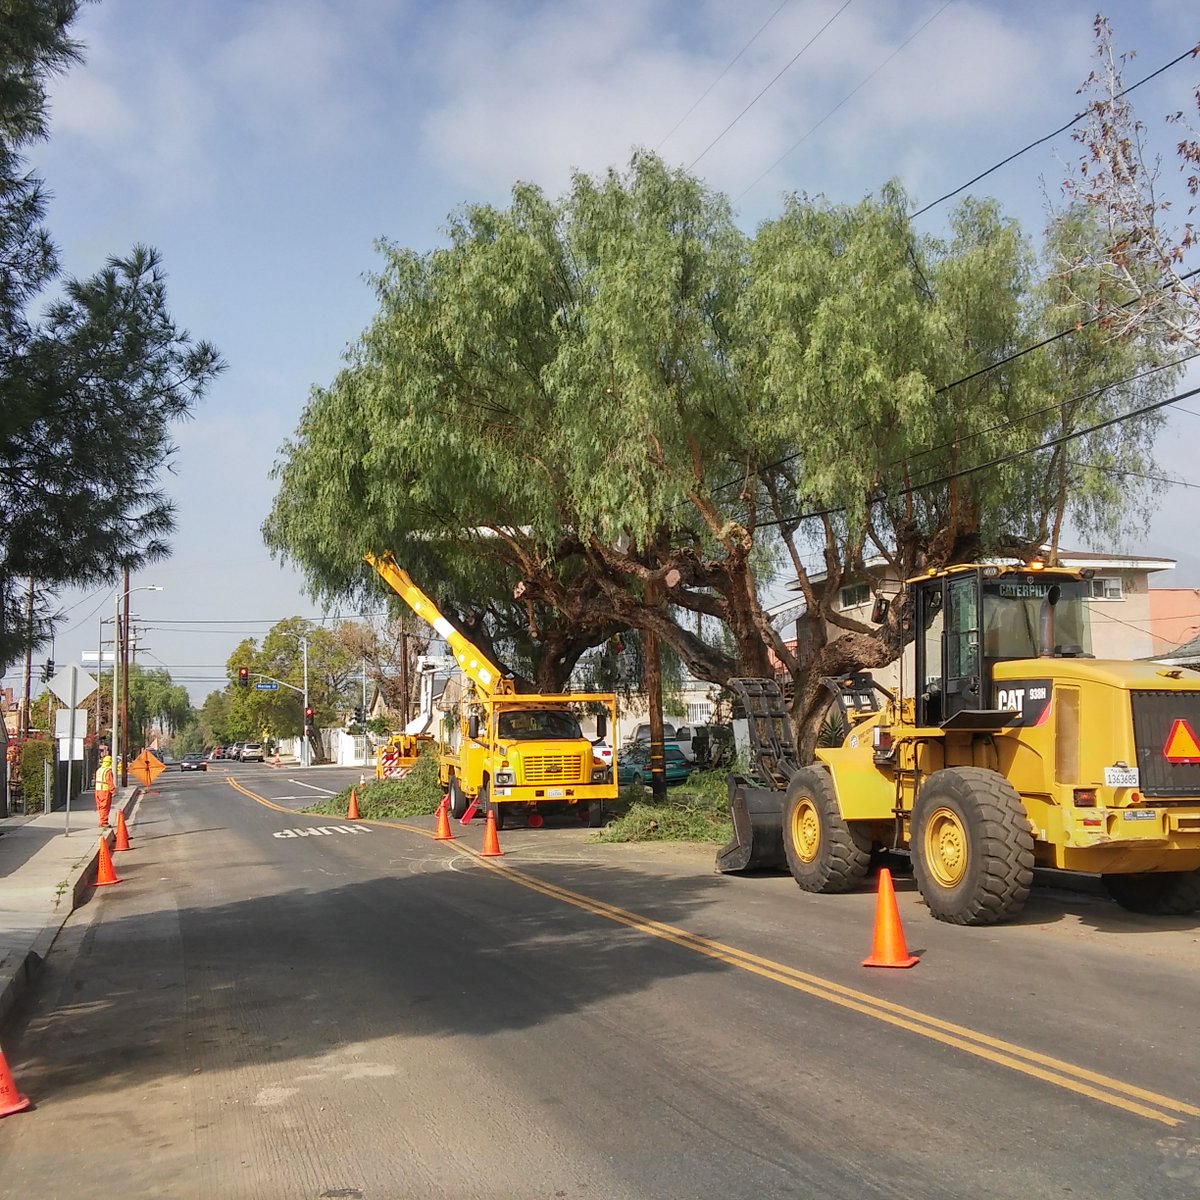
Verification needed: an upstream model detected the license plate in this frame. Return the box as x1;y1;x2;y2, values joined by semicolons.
1105;767;1139;788
547;787;564;798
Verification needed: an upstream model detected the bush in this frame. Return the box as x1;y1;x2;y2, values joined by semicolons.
595;792;732;844
596;765;734;844
20;738;54;810
306;750;443;819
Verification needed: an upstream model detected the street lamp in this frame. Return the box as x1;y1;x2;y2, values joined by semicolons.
112;583;163;782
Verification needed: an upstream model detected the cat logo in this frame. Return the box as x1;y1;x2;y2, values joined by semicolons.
1163;718;1200;764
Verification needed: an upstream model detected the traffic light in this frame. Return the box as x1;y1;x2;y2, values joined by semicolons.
41;658;54;682
304;706;315;735
238;667;249;688
353;705;364;724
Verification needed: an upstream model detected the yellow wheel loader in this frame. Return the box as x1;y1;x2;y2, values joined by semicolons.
718;563;1200;925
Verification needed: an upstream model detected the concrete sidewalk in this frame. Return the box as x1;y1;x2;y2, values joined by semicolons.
0;787;138;1032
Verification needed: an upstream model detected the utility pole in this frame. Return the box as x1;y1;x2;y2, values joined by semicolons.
21;576;33;742
120;567;130;786
302;636;310;769
644;573;666;801
399;625;410;727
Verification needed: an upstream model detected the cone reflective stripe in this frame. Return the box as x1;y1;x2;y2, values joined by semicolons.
95;835;122;887
862;868;917;968
114;809;131;852
0;1044;31;1118
433;796;454;841
347;788;360;820
480;809;504;857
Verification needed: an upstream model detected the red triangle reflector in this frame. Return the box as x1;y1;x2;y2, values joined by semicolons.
1163;718;1200;764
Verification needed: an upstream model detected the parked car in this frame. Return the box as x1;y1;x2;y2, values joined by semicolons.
592;739;613;767
239;742;263;762
672;724;733;766
181;753;208;772
617;742;693;788
629;722;677;744
226;743;243;762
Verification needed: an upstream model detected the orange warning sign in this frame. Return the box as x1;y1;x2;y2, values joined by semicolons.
129;749;166;787
1163;718;1200;764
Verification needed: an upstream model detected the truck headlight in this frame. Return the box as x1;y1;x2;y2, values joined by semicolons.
495;770;516;786
591;767;610;784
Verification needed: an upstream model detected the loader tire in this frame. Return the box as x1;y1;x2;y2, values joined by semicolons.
1101;870;1200;915
781;767;872;894
911;767;1034;926
447;774;469;820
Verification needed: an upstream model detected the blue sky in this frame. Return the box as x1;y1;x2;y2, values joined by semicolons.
24;0;1200;701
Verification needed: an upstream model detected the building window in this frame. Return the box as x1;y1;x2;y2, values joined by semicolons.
839;583;870;610
1090;576;1123;601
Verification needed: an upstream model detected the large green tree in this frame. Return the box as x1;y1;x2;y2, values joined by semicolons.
0;0;225;670
267;154;1174;753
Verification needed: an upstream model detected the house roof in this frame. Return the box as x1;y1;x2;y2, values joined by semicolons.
782;547;1177;594
1156;631;1200;664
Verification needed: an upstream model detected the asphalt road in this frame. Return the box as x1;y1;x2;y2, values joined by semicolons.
1;762;1199;1199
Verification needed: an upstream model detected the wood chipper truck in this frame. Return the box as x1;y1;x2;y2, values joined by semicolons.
368;552;618;829
718;561;1200;924
376;733;433;781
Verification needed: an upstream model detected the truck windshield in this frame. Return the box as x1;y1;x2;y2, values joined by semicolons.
497;710;583;741
982;579;1092;659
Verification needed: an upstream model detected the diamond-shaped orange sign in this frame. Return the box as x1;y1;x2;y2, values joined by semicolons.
129;749;166;787
1163;719;1200;764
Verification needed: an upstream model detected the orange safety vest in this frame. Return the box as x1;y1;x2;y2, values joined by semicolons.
94;765;114;793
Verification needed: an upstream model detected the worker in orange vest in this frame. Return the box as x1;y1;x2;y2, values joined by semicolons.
94;754;115;828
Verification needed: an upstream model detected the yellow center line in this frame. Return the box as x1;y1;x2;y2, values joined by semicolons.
232;780;1197;1127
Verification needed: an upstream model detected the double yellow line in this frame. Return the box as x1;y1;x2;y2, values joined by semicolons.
234;779;1200;1127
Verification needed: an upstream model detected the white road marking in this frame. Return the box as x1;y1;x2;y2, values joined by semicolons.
273;825;372;838
286;779;340;795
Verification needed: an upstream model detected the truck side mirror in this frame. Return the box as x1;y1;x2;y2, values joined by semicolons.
468;714;480;740
596;713;607;740
871;596;890;624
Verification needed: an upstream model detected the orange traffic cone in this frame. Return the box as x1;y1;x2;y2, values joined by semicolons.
480;809;504;857
114;809;132;852
0;1044;31;1117
862;868;917;968
347;787;360;820
433;796;454;841
95;835;122;887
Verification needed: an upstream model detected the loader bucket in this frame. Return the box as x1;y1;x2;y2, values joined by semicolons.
716;775;787;873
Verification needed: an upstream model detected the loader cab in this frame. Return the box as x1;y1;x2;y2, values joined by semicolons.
914;565;1093;728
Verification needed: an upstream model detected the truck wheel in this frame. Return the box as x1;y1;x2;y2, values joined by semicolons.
1102;870;1200;915
481;784;506;831
447;775;468;820
911;767;1034;925
781;767;871;893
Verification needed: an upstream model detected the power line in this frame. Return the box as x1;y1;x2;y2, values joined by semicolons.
755;380;1200;530
909;42;1200;219
1069;460;1200;491
657;0;794;151
736;0;956;202
689;0;856;171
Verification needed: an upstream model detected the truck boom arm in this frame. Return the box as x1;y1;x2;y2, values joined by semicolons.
367;551;513;698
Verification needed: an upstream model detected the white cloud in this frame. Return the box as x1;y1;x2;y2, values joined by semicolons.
413;0;1092;219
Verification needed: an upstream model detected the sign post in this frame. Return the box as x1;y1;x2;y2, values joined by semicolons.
48;663;98;836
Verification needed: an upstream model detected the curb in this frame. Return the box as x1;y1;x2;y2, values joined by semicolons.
0;789;139;1034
